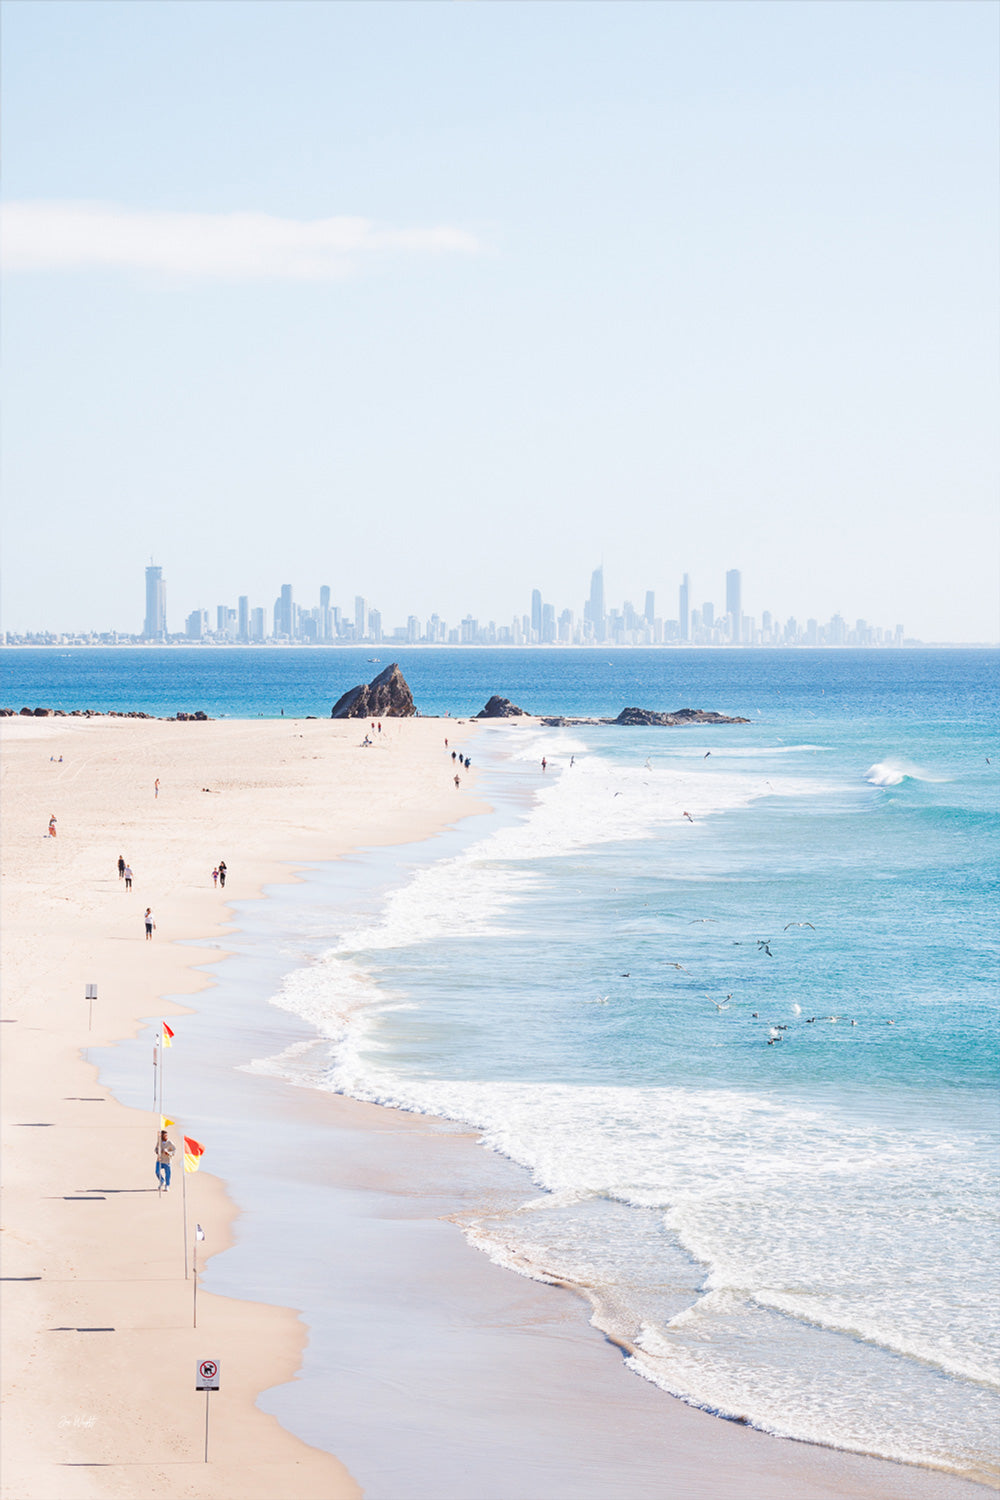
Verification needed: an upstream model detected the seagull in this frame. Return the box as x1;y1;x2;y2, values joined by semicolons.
689;918;717;924
784;922;816;930
791;1003;802;1015
703;751;711;759
705;995;730;1012
757;940;774;957
589;995;610;1005
751;1011;759;1018
665;963;691;974
620;972;631;978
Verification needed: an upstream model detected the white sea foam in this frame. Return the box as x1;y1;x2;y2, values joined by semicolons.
865;758;950;786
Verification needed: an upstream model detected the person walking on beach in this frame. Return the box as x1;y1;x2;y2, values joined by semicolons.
48;815;57;837
124;864;134;891
118;855;126;880
212;867;219;887
154;778;160;798
541;758;547;772
144;908;155;940
454;774;461;787
155;1130;175;1190
218;861;227;889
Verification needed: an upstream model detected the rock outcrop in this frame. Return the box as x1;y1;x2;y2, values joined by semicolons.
331;662;416;719
540;707;750;727
475;695;527;719
613;707;750;726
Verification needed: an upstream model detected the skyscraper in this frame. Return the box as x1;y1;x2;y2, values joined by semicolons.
587;566;606;642
355;595;367;640
644;590;655;626
278;584;294;639
679;573;690;642
144;564;166;640
238;595;250;642
531;589;542;642
726;569;742;643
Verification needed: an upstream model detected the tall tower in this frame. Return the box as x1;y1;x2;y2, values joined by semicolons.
278;584;294;639
589;567;606;642
531;589;543;642
679;573;690;642
144;564;166;640
238;595;250;642
726;569;742;643
355;595;367;640
644;590;655;625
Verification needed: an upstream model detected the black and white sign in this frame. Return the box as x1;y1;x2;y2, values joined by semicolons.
195;1358;220;1391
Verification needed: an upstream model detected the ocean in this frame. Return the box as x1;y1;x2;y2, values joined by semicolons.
12;646;997;1484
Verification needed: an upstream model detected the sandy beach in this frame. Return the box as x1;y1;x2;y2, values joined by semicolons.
0;712;484;1499
1;713;989;1500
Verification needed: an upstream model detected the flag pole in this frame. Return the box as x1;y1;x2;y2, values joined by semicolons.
182;1154;190;1279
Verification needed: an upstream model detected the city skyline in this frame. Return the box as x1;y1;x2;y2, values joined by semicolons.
2;3;997;647
0;561;928;649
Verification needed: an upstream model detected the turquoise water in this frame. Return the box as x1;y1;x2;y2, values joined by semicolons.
29;646;999;1481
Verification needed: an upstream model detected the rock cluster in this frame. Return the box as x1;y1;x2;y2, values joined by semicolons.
0;707;208;719
475;695;527;719
330;663;416;719
539;707;750;727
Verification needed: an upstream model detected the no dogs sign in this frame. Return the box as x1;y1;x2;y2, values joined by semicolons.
196;1359;220;1391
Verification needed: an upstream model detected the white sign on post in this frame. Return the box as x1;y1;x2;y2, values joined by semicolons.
196;1359;220;1391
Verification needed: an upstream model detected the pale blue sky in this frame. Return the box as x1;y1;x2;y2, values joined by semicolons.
2;0;997;639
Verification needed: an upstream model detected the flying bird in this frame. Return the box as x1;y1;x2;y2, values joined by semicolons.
784;922;816;931
703;751;711;759
665;963;691;973
757;940;774;957
689;918;717;924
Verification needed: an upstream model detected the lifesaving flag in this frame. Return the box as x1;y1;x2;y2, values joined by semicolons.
160;1115;175;1129
162;1023;174;1047
183;1136;205;1173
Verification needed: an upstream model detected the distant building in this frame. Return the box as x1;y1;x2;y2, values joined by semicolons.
726;569;742;643
144;564;167;640
644;590;655;626
185;608;208;640
238;596;250;642
277;584;294;640
355;595;367;640
250;607;266;642
531;589;543;642
679;574;690;641
586;566;606;642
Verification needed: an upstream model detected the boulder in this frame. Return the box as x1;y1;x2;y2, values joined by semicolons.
614;706;750;726
476;695;527;719
331;663;416;720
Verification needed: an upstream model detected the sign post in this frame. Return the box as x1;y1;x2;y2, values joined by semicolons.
85;983;97;1032
195;1359;219;1463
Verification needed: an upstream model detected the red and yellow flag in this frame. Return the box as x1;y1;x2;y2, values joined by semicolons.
183;1136;205;1173
162;1023;174;1047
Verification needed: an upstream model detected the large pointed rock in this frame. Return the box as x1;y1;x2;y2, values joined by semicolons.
475;695;527;718
331;662;416;719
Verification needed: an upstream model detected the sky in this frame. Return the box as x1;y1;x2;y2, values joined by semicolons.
2;0;997;641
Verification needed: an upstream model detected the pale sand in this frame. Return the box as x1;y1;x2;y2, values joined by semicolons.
1;713;484;1500
2;715;988;1500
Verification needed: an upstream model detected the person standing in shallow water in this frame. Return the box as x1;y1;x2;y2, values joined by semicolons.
218;861;227;889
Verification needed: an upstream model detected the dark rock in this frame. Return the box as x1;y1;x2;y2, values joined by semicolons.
614;706;750;727
476;695;528;719
331;663;416;719
20;707;32;715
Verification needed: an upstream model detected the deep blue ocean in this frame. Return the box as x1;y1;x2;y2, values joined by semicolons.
10;647;998;1482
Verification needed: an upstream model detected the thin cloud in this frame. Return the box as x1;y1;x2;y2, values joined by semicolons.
1;200;482;279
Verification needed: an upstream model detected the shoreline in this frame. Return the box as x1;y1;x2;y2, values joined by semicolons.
2;715;991;1498
0;713;487;1499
